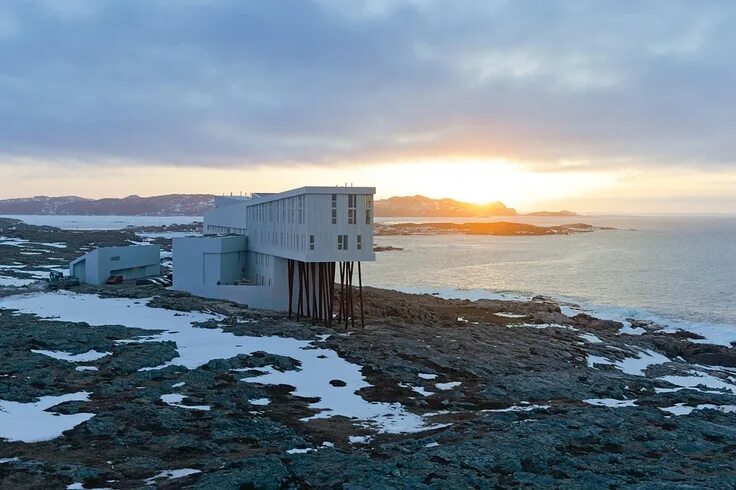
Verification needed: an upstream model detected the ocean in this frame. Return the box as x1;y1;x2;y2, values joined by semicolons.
365;215;736;332
1;215;200;230
4;214;734;333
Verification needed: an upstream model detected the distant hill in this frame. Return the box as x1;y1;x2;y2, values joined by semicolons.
375;195;518;217
0;194;214;216
525;210;578;217
0;193;575;218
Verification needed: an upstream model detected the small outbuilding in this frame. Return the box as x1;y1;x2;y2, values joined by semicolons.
70;245;161;285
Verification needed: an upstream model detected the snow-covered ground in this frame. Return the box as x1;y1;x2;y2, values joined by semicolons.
144;468;202;484
0;276;37;287
587;347;736;406
160;393;211;411
0;392;94;443
494;312;527;318
31;350;111;363
2;291;447;434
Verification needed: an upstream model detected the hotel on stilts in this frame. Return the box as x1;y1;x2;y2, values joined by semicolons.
172;186;376;327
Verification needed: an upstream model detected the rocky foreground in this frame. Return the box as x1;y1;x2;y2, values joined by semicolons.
1;218;736;488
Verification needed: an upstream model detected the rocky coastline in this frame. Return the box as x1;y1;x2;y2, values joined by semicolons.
1;218;736;488
375;222;616;236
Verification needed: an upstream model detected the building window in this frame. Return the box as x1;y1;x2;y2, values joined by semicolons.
348;194;357;224
331;194;337;224
337;234;348;250
309;235;315;250
357;235;362;250
110;256;120;261
365;195;373;224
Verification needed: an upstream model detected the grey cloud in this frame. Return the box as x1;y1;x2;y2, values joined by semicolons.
0;0;734;170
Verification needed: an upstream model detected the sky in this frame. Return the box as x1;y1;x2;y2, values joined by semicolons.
1;0;735;213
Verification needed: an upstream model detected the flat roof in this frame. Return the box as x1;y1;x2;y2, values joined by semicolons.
69;244;159;265
246;186;376;206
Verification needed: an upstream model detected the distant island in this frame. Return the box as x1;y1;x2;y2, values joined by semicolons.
374;195;576;217
0;193;577;218
0;194;214;216
376;222;611;237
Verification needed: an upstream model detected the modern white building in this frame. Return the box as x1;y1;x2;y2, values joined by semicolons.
173;186;376;325
70;245;161;285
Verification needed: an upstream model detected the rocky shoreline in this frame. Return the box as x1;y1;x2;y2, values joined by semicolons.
375;222;616;236
2;218;736;488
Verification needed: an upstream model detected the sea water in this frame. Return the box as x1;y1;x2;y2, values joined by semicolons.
1;215;200;230
365;215;736;331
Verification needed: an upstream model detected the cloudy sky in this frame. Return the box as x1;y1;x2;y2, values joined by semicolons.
1;0;734;212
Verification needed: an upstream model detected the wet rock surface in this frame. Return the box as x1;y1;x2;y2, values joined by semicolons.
1;219;736;488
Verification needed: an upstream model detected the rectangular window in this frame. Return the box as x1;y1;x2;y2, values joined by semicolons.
309;235;315;250
357;235;362;250
331;194;337;224
365;195;373;224
110;256;120;261
348;194;357;224
337;234;348;250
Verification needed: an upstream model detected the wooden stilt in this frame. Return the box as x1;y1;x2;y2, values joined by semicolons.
309;262;317;325
349;261;355;329
317;263;323;323
358;261;364;329
338;262;344;324
287;259;294;318
324;263;330;325
296;262;303;320
304;262;311;318
328;262;335;327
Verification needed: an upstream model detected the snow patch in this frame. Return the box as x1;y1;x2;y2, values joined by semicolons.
0;236;30;246
659;371;736;394
508;323;578;331
494;312;527;318
660;403;736;416
144;468;201;484
435;382;461;390
0;392;94;442
399;383;434;397
584;398;637;408
160;394;211;411
482;404;551;413
75;366;99;372
287;448;316;454
0;276;36;287
579;333;603;344
619;325;646;335
32;349;111;363
586;349;670;376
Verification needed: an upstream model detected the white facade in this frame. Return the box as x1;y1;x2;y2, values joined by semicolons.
174;186;376;311
244;187;375;263
203;196;249;235
70;245;161;285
